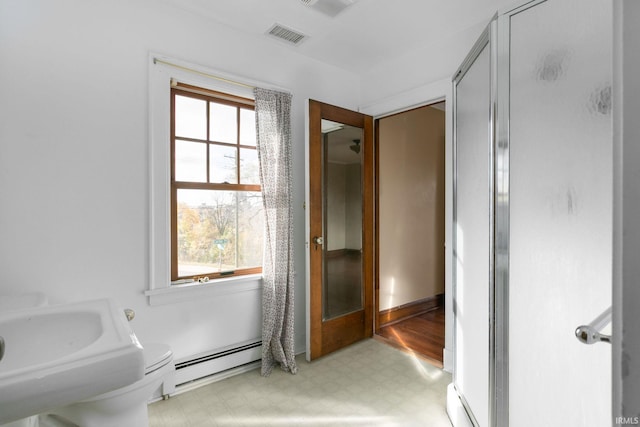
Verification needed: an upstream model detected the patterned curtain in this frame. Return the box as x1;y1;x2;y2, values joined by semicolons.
254;88;297;376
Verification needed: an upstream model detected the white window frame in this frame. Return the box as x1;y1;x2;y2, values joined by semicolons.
146;54;263;306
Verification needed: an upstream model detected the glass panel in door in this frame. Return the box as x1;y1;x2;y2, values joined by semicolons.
321;120;364;320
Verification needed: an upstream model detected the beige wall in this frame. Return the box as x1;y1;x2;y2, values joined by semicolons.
378;105;445;310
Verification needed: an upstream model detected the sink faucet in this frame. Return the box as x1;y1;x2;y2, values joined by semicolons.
0;336;4;361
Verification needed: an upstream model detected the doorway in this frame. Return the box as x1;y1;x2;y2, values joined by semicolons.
374;102;446;367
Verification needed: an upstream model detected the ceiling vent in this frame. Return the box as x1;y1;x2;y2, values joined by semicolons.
300;0;357;17
266;24;307;46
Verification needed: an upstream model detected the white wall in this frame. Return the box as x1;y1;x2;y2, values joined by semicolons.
359;21;488;108
0;0;359;366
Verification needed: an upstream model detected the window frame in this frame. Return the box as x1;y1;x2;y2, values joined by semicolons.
148;55;269;305
170;86;263;282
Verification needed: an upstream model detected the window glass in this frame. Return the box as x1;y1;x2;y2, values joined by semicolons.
240;148;260;185
236;191;264;269
209;145;238;184
240;108;257;146
176;189;263;277
175;95;206;140
209;102;237;144
171;88;261;281
175;140;207;182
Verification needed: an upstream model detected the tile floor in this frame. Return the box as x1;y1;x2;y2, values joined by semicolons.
149;339;452;427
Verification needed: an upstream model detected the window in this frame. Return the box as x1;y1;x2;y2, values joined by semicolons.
171;84;263;282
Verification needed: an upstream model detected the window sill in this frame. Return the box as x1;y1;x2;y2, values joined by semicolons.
145;274;263;306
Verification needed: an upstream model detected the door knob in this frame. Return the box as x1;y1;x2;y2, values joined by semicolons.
313;236;324;245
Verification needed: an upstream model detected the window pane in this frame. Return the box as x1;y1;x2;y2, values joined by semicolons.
237;191;264;269
175;95;206;140
175;140;206;182
240;108;256;146
209;102;237;143
209;145;237;184
176;189;263;277
240;148;260;185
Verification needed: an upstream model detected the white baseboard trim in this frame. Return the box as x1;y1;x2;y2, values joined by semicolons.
443;348;454;373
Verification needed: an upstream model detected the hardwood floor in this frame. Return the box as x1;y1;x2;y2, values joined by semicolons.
375;305;445;368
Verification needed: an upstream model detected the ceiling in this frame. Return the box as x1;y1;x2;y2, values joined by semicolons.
324;121;363;165
160;0;511;74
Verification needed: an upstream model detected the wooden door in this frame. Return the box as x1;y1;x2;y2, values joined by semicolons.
308;100;374;360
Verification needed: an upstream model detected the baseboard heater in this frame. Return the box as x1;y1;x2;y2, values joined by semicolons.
174;341;262;386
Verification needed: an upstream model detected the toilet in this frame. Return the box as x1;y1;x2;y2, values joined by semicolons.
45;342;175;427
0;293;175;427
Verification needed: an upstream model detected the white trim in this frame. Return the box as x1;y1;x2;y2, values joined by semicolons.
304;99;312;362
151;53;290;97
148;53;289;302
612;0;623;417
145;274;262;306
358;78;450;118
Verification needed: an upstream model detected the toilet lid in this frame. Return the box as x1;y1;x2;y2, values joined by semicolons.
143;343;173;374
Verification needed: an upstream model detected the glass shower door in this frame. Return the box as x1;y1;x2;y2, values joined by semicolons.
507;0;612;425
453;29;492;427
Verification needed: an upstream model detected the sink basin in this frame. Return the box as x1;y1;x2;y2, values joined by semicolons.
0;299;144;424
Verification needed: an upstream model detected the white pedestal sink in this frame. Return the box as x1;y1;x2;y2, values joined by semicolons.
0;299;144;424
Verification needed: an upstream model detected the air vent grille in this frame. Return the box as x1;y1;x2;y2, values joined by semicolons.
301;0;357;17
267;24;307;45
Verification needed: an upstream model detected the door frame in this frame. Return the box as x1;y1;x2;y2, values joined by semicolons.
613;0;638;417
357;82;454;373
373;103;448;336
305;99;374;361
306;86;454;368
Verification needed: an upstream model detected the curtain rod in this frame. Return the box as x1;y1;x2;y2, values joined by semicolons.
153;57;255;90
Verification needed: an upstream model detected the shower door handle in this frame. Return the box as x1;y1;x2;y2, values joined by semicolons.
575;306;612;344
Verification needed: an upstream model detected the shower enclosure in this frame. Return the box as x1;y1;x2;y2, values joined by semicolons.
451;0;612;426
